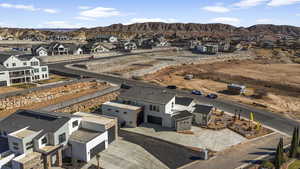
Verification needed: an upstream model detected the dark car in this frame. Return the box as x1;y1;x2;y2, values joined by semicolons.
166;85;177;89
120;83;131;89
192;90;203;95
207;93;218;99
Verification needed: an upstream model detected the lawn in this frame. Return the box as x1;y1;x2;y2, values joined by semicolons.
37;74;70;84
12;83;37;89
288;160;300;169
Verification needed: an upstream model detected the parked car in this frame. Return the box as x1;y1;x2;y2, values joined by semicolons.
166;85;177;89
120;83;131;89
192;90;203;95
207;93;218;99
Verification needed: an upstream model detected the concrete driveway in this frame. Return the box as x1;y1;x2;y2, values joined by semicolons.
123;123;246;152
82;129;203;169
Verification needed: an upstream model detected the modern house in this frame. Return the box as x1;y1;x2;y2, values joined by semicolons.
0;110;117;169
83;43;116;54
48;43;70;56
90;35;118;43
32;46;49;57
0;54;49;86
102;87;195;131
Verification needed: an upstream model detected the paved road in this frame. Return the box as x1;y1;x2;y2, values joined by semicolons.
183;132;290;169
48;54;300;135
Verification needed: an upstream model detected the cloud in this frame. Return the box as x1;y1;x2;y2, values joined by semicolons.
233;0;268;8
75;16;96;21
209;17;241;25
79;7;121;19
297;13;300;16
256;18;274;23
202;5;230;13
78;6;91;10
0;3;58;14
43;21;83;28
125;18;177;24
267;0;300;6
43;9;58;14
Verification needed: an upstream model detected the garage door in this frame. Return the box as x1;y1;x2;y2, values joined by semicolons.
0;81;7;87
108;126;116;144
90;142;106;159
147;115;162;125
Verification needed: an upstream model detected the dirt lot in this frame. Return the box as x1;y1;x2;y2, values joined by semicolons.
143;49;300;120
0;81;110;118
71;50;253;78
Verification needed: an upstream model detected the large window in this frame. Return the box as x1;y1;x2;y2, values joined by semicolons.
42;137;47;144
26;141;33;150
42;67;47;72
12;63;16;67
72;121;79;128
34;69;39;73
31;61;39;66
58;133;66;144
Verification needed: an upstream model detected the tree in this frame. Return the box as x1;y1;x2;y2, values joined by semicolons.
289;127;299;158
274;138;284;169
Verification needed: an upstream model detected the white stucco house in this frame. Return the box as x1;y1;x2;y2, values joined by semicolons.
0;54;49;86
102;87;195;131
0;110;118;169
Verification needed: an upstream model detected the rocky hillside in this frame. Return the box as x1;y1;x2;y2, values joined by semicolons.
1;23;300;40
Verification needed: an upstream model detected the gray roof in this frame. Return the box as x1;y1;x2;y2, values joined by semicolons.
0;54;11;64
119;86;176;104
173;110;193;120
175;97;194;106
0;109;72;139
193;104;213;115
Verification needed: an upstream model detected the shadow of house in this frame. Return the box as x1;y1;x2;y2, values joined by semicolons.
119;130;202;169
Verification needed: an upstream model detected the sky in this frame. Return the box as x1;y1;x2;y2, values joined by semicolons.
0;0;300;28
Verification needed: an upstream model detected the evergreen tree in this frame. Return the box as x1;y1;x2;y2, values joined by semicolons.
290;127;299;158
274;138;284;169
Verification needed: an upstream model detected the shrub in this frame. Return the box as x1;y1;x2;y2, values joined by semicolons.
261;160;274;169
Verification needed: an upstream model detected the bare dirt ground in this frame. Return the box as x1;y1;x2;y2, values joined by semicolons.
0;81;110;118
72;50;253;78
143;49;300;120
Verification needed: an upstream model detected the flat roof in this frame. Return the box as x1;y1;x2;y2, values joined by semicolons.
74;112;115;126
14;152;41;164
11;128;37;139
103;102;141;111
70;129;103;144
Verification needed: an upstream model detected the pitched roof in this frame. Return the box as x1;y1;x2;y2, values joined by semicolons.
173;110;193;120
0;54;12;64
193;104;213;115
0;109;72;139
175;97;194;106
119;86;176;104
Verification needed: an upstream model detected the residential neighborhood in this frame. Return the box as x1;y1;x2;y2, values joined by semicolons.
0;1;300;168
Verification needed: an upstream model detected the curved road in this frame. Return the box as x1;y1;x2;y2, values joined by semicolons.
48;54;299;135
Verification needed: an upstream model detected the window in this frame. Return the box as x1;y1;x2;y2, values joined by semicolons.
34;69;39;73
6;64;9;67
3;131;7;136
26;141;33;150
72;121;79;128
42;137;47;144
107;108;111;111
23;62;27;66
12;63;16;67
42;67;47;72
58;133;66;144
12;142;18;146
31;61;39;66
0;72;4;75
13;146;19;150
